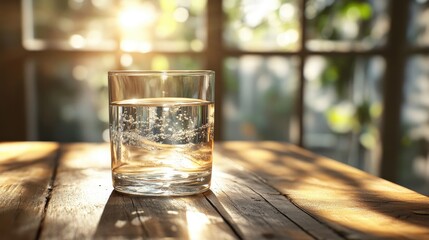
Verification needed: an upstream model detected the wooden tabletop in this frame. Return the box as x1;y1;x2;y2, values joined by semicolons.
1;141;428;239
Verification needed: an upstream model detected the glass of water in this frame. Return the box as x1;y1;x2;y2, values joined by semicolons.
108;70;215;196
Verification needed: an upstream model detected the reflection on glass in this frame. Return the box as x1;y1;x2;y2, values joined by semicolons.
400;55;429;195
304;56;385;173
305;0;390;51
223;56;299;140
26;55;115;142
408;0;429;46
23;0;206;51
223;0;301;51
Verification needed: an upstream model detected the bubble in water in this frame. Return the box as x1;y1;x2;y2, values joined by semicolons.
109;97;214;196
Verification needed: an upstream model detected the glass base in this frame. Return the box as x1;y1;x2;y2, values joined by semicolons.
112;171;211;196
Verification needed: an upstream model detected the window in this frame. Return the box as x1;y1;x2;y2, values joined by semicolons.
221;0;389;175
22;0;207;142
15;0;429;194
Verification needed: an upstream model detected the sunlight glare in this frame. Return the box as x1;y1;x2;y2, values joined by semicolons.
340;20;359;39
118;3;157;28
173;7;189;22
0;142;58;164
69;34;86;48
238;27;253;42
120;53;133;67
276;29;299;47
186;210;210;240
243;0;280;27
279;3;295;22
86;29;103;46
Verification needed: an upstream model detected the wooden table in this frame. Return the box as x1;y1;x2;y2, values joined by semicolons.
1;141;428;239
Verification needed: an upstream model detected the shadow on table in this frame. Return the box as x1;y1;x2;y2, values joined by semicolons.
93;190;237;239
93;191;188;239
215;142;429;238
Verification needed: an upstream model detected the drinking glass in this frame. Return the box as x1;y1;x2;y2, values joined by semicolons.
108;70;215;196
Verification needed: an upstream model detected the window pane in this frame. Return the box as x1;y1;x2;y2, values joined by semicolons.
408;0;429;46
26;55;116;142
119;54;204;70
23;0;117;50
304;56;385;173
223;0;301;51
223;56;299;140
23;0;207;52
118;0;206;52
306;0;390;51
400;55;429;195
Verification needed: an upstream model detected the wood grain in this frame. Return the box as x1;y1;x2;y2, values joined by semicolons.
39;144;113;239
93;191;237;239
217;142;429;239
3;141;429;240
40;144;238;240
208;155;343;240
212;151;343;239
0;142;59;240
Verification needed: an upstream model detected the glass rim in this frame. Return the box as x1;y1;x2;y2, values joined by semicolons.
108;70;214;76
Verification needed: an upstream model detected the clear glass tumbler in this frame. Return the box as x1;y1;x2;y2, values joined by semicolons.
108;70;215;196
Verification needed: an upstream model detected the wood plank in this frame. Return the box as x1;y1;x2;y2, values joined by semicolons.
93;191;237;239
216;142;429;239
0;142;59;240
40;143;238;240
39;144;113;239
208;152;343;240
